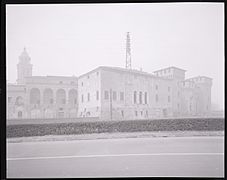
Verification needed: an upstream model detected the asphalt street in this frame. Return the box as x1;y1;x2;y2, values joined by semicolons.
7;136;224;178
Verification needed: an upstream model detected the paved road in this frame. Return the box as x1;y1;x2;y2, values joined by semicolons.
7;136;224;178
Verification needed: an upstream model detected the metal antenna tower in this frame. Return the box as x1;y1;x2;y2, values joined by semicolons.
125;32;132;69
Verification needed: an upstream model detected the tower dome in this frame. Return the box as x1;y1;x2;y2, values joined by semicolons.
19;47;31;64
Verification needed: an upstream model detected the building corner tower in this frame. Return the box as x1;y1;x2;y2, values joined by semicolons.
17;47;33;85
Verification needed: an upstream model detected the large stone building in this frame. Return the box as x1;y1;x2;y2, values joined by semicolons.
7;48;78;119
7;48;212;120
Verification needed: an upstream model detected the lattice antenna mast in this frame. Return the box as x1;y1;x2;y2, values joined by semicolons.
125;32;132;69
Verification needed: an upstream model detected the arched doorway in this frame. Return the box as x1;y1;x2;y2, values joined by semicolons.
68;89;77;106
43;88;54;105
18;111;22;118
30;88;41;105
15;96;23;106
56;89;66;105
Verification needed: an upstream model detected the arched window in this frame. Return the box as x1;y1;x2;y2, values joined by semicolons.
18;111;22;118
30;88;40;104
56;89;66;104
68;89;77;105
15;96;23;106
43;88;53;104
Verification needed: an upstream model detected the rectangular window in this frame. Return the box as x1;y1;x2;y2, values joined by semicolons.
156;85;158;90
168;96;170;103
50;98;53;104
134;91;137;104
144;92;147;104
8;97;12;103
87;93;90;102
121;110;124;117
104;91;109;100
155;94;158;102
96;91;99;100
135;111;137;116
168;86;170;92
81;94;84;103
139;91;142;104
113;91;117;101
141;111;143;116
120;92;124;101
146;110;148;117
81;82;83;86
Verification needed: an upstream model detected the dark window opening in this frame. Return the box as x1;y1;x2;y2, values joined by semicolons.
144;92;147;104
120;92;124;101
96;91;99;100
18;111;22;118
104;91;109;100
87;93;90;102
134;91;137;104
139;92;142;104
121;110;124;117
113;91;117;101
156;94;158;102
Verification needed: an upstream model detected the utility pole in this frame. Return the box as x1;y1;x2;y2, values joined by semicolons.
125;32;132;69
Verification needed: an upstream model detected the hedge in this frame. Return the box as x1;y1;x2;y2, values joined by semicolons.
7;118;224;138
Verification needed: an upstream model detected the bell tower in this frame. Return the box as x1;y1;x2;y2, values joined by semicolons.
17;47;33;84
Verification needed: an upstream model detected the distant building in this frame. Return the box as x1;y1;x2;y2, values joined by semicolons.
7;48;212;120
7;48;78;119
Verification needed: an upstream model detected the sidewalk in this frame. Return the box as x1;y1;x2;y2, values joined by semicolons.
7;130;224;143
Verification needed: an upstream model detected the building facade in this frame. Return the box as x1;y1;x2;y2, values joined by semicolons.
7;48;212;120
7;48;78;119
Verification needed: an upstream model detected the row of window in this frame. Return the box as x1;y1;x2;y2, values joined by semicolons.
159;69;171;75
81;91;100;102
135;110;148;117
134;91;171;104
104;91;124;101
59;81;76;84
81;72;99;87
80;90;171;104
134;91;148;104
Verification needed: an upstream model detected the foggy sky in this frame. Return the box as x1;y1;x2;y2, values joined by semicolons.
6;3;224;110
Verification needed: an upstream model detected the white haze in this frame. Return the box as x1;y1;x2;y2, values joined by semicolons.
6;3;224;110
